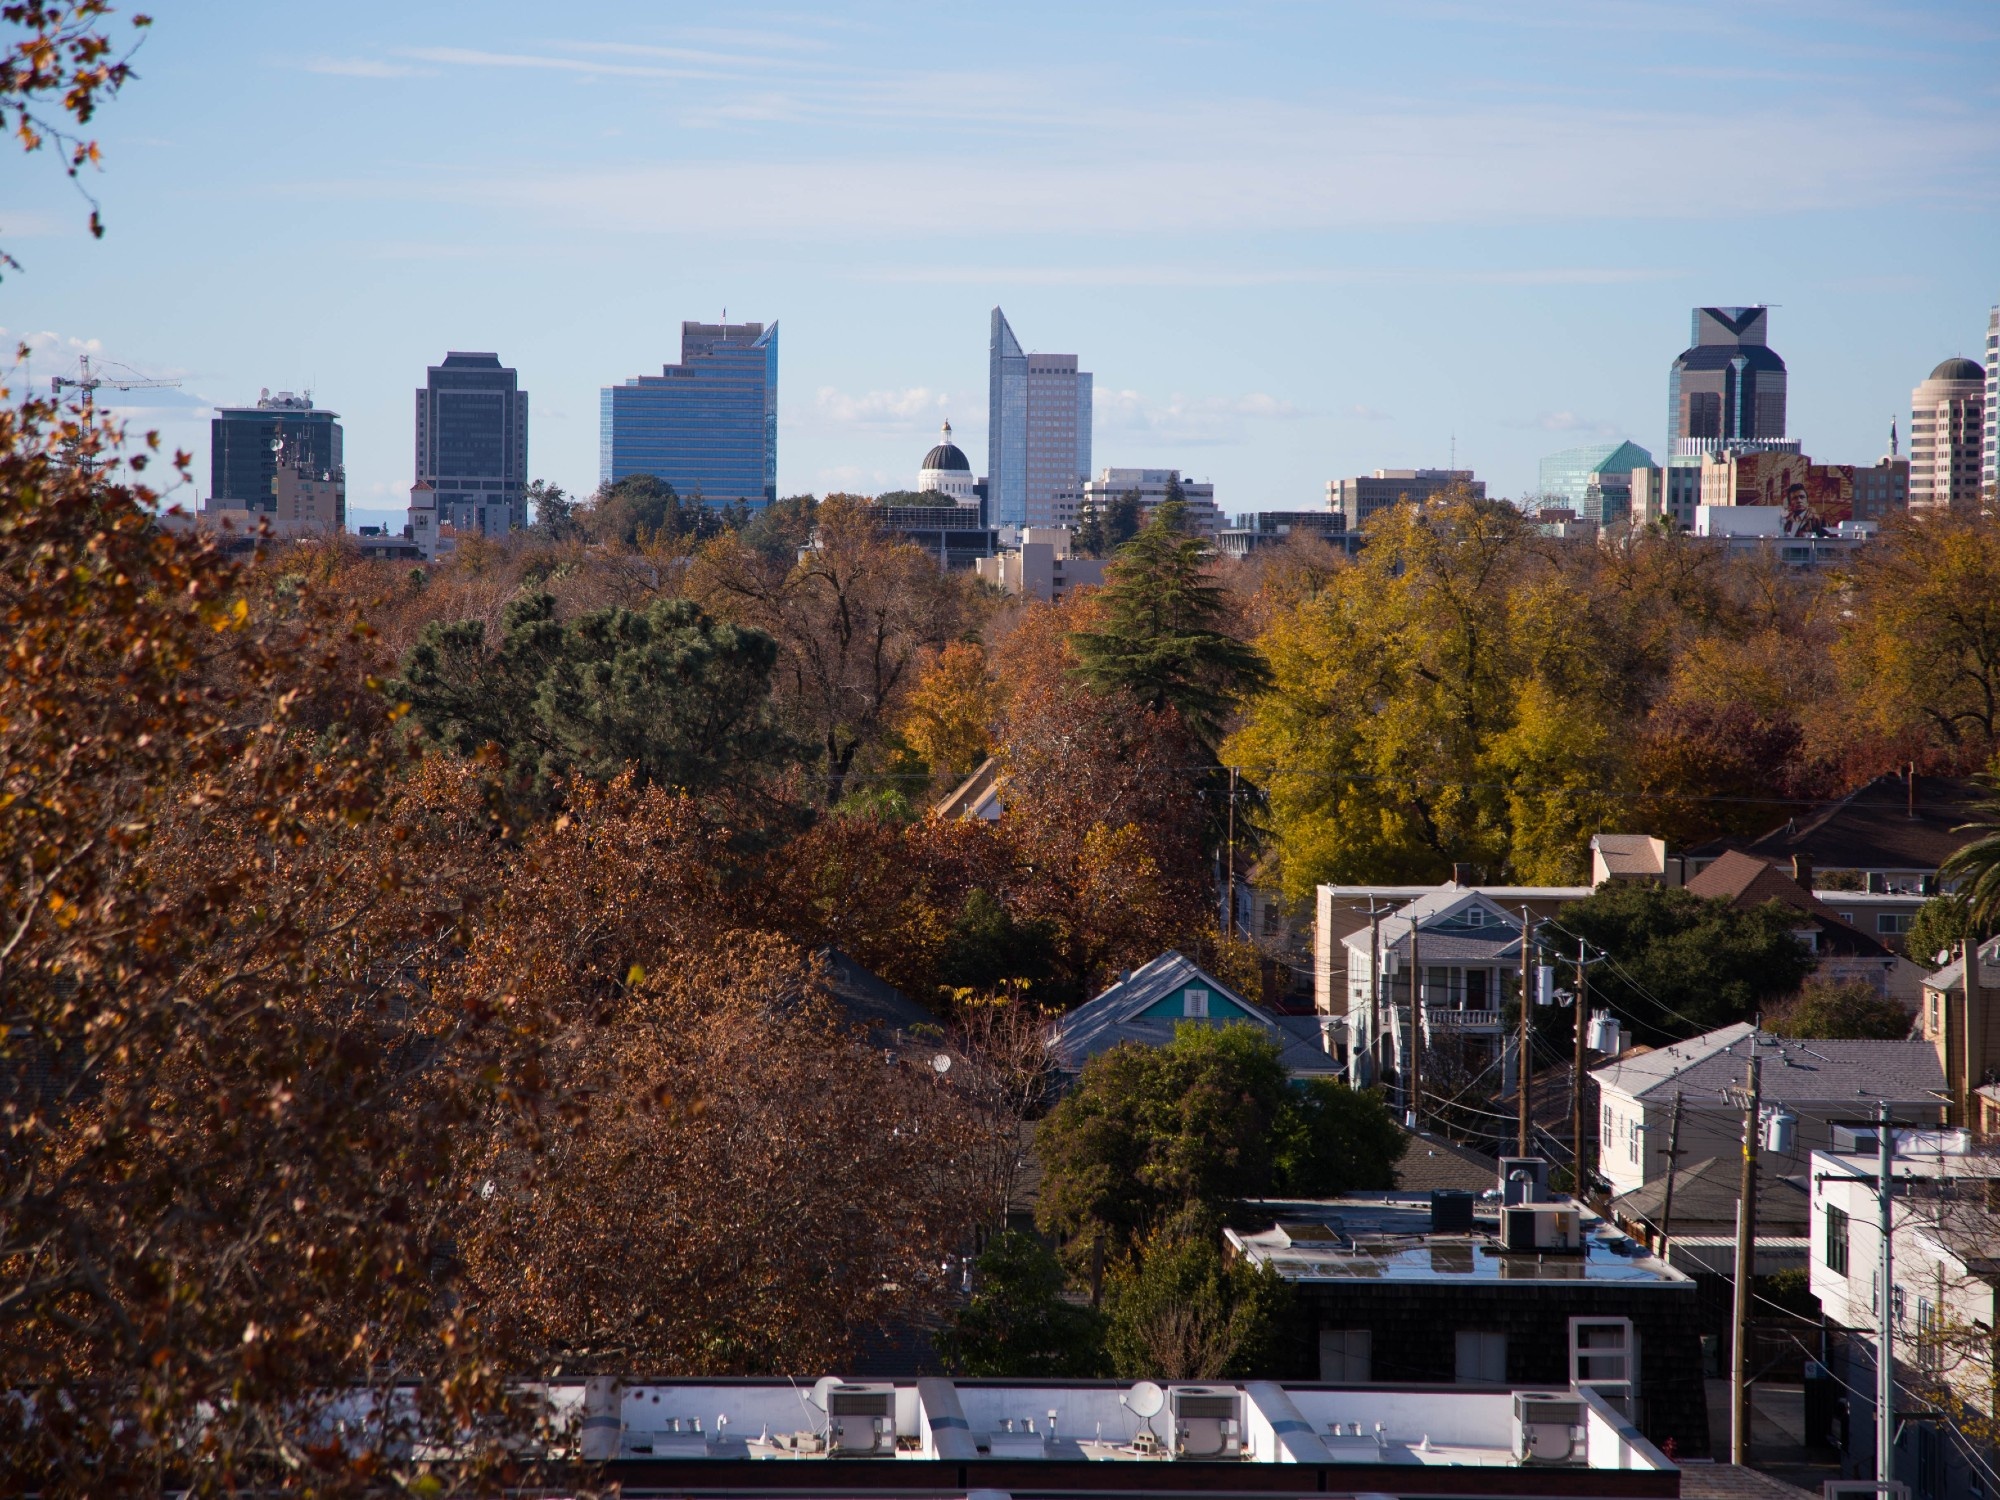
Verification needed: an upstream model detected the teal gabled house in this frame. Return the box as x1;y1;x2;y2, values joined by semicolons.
1051;950;1339;1080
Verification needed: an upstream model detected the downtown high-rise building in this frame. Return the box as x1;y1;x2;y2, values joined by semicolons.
600;321;778;510
210;389;343;511
987;308;1091;530
1910;357;1986;512
1666;306;1788;453
412;352;529;539
1984;302;1998;495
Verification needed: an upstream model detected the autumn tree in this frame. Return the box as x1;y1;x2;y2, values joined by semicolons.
1764;980;1913;1040
1836;511;2000;768
0;392;536;1495
1102;1219;1296;1380
900;639;1000;787
690;497;970;804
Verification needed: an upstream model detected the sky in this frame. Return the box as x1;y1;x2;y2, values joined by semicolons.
3;0;1998;529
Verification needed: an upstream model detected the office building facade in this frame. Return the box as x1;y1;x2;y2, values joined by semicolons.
1910;357;1986;512
210;390;342;512
1666;305;1788;455
1326;468;1484;530
1533;441;1654;526
1986;303;1998;495
412;352;528;541
1082;467;1218;536
987;308;1091;530
600;322;778;510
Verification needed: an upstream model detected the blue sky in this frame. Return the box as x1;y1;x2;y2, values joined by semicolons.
3;0;1997;528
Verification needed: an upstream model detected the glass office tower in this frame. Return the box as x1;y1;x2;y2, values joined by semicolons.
211;391;342;510
600;322;778;509
987;308;1091;530
1666;306;1788;455
1534;440;1655;525
414;352;529;536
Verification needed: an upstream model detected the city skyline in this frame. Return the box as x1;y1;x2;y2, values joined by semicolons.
2;1;1996;526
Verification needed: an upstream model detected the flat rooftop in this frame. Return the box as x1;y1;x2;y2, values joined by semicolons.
455;1376;1674;1493
1228;1194;1692;1286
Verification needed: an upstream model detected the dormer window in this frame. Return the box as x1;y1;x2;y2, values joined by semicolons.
1465;908;1485;928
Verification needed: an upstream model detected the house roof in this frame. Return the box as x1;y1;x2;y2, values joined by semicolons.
1592;1022;1945;1107
1393;1129;1501;1194
814;949;940;1039
1690;771;1986;873
930;756;1003;821
1051;950;1340;1077
1339;887;1527;961
1591;833;1667;878
1684;850;1893;959
1924;936;2000;990
1610;1154;1810;1233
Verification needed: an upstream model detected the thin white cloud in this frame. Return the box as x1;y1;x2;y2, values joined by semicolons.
1096;389;1302;446
810;385;954;426
1348;404;1393;422
303;56;433;79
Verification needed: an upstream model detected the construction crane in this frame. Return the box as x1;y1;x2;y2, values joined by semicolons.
51;353;181;417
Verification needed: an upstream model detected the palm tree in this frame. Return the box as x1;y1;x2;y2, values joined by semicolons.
1940;781;2000;929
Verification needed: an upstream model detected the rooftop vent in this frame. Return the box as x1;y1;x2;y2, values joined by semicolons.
1513;1392;1585;1465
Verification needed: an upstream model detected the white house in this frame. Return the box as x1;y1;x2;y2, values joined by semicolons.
1590;1024;1946;1197
1809;1129;2000;1494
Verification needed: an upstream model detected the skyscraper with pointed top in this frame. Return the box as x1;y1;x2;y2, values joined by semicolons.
987;308;1091;530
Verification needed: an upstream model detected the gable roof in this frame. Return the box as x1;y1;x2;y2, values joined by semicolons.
1685;850;1893;958
1690;772;1985;873
1052;950;1339;1077
931;756;1003;822
814;949;939;1040
1339;886;1527;962
1592;1022;1945;1107
1393;1129;1501;1194
1927;936;2000;990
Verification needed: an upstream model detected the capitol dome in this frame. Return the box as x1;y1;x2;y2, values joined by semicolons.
916;420;978;506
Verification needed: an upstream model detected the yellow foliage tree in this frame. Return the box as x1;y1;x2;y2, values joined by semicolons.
902;639;1000;785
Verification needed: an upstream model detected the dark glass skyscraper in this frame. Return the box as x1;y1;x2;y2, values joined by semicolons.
210;391;342;510
599;322;778;509
413;352;529;536
1666;306;1788;455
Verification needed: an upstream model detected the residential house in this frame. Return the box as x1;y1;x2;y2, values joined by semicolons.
1919;939;2000;1129
1809;1129;2000;1497
1315;879;1590;1021
931;756;1004;822
1227;1185;1709;1455
1050;950;1338;1080
1336;888;1539;1098
1683;850;1923;1001
1591;1024;1946;1196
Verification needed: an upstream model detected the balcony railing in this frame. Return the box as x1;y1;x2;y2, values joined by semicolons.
1424;1006;1503;1032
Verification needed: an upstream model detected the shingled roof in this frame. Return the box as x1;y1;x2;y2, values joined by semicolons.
1592;1022;1944;1107
1689;770;1984;874
1684;850;1893;959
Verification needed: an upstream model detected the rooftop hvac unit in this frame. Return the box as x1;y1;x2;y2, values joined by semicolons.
1169;1387;1242;1459
1512;1392;1585;1465
824;1384;897;1456
1498;1155;1548;1204
1430;1189;1475;1234
1502;1203;1582;1254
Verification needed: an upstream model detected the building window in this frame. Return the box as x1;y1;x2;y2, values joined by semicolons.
1319;1328;1371;1382
1879;913;1914;936
1263;904;1281;938
1916;1298;1942;1372
1184;989;1209;1019
1455;1331;1507;1384
1825;1204;1849;1276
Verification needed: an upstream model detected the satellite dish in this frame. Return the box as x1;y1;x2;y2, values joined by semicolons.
932;1053;952;1075
809;1376;842;1411
1124;1381;1165;1419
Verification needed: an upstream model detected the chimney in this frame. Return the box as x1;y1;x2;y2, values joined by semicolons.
1450;863;1473;886
1791;854;1814;890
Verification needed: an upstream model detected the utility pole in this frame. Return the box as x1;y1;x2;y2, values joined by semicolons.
1519;907;1533;1156
1572;935;1589;1189
1368;907;1384;1089
1876;1098;1895;1487
1730;1037;1762;1466
1408;915;1424;1130
1659;1092;1684;1244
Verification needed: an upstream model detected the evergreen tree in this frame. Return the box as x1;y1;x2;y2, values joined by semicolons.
1069;501;1270;752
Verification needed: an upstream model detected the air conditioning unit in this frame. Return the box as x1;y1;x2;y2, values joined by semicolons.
1498;1156;1548;1204
1502;1203;1582;1253
1170;1387;1243;1459
825;1385;897;1456
1513;1392;1585;1464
